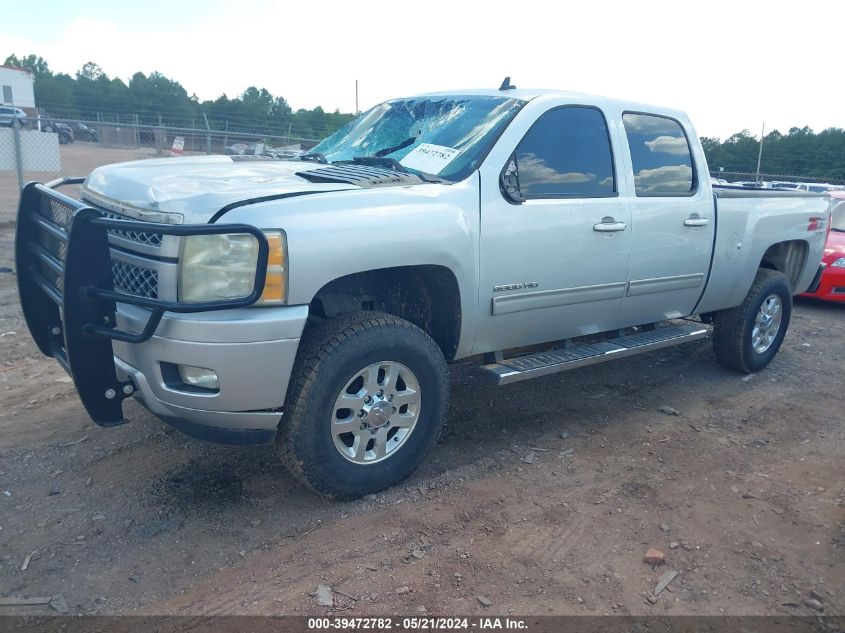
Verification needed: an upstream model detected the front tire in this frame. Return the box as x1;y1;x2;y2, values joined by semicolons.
277;312;449;499
712;268;792;373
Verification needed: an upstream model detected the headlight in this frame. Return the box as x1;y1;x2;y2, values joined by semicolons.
178;230;287;304
832;257;845;268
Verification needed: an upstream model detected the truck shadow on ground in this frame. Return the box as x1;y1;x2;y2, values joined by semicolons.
142;337;721;523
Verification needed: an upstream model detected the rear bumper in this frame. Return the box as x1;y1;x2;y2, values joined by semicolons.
113;304;308;443
799;264;845;302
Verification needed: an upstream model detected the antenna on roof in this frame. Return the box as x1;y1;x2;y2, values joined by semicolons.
499;76;516;91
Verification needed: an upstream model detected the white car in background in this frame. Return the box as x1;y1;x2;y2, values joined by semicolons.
0;105;28;127
730;180;770;189
794;182;842;193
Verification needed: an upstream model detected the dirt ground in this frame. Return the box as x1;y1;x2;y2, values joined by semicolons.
0;218;843;618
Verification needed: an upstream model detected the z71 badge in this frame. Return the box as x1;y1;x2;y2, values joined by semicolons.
493;281;540;292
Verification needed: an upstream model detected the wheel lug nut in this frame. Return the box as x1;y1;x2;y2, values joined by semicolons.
378;390;384;397
387;394;394;402
364;396;372;404
358;410;366;418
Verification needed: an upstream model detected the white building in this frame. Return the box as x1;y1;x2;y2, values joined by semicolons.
0;65;36;112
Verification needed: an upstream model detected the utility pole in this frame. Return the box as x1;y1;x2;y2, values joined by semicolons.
5;86;24;191
202;112;212;155
755;122;765;183
355;80;359;114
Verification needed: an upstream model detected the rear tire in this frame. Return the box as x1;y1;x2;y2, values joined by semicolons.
712;268;792;373
277;311;449;500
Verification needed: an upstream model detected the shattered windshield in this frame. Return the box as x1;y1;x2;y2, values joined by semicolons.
307;95;525;182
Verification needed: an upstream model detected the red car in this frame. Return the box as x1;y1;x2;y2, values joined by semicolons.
801;191;845;302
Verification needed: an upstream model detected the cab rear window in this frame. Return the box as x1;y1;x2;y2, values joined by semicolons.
622;113;695;196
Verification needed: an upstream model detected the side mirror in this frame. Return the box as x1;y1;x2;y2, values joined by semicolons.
500;155;523;203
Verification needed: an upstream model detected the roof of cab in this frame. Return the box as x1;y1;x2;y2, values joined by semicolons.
411;87;690;122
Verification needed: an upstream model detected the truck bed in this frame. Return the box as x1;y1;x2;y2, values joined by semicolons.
712;185;827;199
695;187;830;314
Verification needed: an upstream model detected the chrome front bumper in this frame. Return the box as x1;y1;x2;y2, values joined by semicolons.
15;180;276;428
113;303;308;441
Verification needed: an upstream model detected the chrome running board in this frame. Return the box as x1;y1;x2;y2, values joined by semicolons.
482;324;708;386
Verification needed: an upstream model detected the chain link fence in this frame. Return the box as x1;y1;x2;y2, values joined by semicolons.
1;117;320;223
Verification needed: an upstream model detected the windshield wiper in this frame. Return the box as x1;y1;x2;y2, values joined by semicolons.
374;136;417;157
299;151;329;164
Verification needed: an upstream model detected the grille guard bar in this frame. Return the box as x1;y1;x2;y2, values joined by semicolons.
15;179;269;426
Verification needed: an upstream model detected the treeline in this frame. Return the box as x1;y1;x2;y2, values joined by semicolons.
702;127;845;180
4;54;355;140
6;53;843;174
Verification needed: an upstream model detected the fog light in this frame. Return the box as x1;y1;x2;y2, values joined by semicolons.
177;365;220;390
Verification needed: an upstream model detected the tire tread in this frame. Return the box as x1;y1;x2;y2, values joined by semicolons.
712;268;790;373
277;311;449;499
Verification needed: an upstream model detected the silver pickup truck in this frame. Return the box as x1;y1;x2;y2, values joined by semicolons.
15;85;831;499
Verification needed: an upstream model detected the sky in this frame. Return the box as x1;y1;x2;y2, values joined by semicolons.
1;0;842;139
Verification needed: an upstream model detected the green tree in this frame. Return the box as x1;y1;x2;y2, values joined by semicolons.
6;51;356;141
76;61;105;81
3;53;51;77
702;126;845;180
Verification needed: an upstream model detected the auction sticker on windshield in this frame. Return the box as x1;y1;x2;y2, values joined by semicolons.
400;143;460;174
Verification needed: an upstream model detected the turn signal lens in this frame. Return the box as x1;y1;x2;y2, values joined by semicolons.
257;231;288;304
261;270;287;302
266;232;286;267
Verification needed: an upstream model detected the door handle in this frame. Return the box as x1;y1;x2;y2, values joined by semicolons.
684;214;710;227
593;217;627;232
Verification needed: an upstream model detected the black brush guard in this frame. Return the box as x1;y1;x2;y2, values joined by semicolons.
14;179;269;427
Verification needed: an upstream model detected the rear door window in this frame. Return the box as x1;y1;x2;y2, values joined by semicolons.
622;113;695;196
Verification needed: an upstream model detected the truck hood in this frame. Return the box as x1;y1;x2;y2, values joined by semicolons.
80;155;366;223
